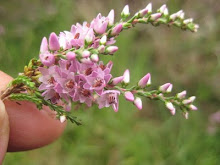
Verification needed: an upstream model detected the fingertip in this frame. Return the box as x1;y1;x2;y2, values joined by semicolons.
0;100;10;163
0;70;13;92
5;100;67;151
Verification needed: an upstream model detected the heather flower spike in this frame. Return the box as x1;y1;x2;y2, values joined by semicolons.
0;3;199;125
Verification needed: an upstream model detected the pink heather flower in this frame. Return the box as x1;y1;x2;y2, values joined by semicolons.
39;66;61;103
82;50;91;58
189;104;198;111
107;9;115;26
39;66;59;90
111;23;123;36
124;91;134;102
97;90;120;112
55;72;77;97
90;54;99;62
166;102;176;115
66;52;76;61
91;13;108;34
58;59;79;74
177;90;187;99
39;52;55;67
134;97;142;110
159;83;173;93
150;13;162;21
138;73;151;88
73;81;94;107
49;32;60;51
111;76;124;85
83;67;112;95
40;37;48;53
69;22;94;48
123;69;130;84
106;46;118;54
60;115;66;123
59;31;74;50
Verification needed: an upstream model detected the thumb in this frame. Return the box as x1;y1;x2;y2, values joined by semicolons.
0;100;9;163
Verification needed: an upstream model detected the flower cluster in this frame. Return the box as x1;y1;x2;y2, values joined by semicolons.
0;3;199;124
37;3;199;122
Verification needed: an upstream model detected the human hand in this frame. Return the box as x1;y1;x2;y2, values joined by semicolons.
0;71;66;163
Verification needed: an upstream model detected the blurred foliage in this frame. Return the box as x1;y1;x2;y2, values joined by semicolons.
0;0;220;164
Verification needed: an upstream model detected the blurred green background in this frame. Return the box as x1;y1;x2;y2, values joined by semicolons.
0;0;220;164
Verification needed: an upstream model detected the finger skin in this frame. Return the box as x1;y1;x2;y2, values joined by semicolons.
0;100;9;163
0;71;66;152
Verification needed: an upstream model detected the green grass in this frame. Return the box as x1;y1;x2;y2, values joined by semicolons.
1;0;220;164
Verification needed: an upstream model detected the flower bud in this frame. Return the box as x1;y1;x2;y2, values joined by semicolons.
137;3;152;17
183;18;193;24
177;90;187;99
100;35;107;45
189;104;198;111
145;3;152;13
111;76;124;85
158;4;167;13
98;45;105;53
183;112;189;119
170;13;178;21
124;91;134;102
138;73;151;88
80;58;93;65
134;97;142;110
176;10;184;19
189;96;196;102
82;50;91;58
193;24;199;32
91;54;99;62
40;37;48;53
150;13;162;21
121;5;130;18
107;9;114;26
106;46;118;54
60;115;66;123
40;52;55;67
163;8;169;16
85;28;94;45
166;102;176;115
123;69;130;84
159;83;173;93
66;52;76;61
182;96;196;105
49;32;60;51
111;23;123;36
